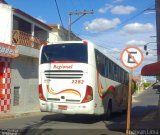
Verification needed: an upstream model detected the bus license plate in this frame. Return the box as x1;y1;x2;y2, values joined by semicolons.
58;105;67;110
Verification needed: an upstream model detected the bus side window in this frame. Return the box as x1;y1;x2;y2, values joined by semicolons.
95;51;104;76
113;63;115;80
95;51;100;73
105;58;109;77
119;68;123;83
101;55;105;76
118;67;121;83
124;71;126;84
124;72;126;84
127;73;129;84
114;64;118;81
125;72;129;85
121;70;124;84
109;60;113;79
115;65;118;82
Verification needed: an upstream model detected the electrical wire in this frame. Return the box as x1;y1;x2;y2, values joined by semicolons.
118;10;146;29
117;1;155;29
78;1;154;36
54;0;64;27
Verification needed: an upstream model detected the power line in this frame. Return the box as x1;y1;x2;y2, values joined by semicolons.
117;2;155;29
118;10;146;28
54;0;63;27
96;42;122;54
76;1;154;37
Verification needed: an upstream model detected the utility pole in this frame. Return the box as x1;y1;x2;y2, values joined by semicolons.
156;0;160;61
155;0;160;81
68;10;94;41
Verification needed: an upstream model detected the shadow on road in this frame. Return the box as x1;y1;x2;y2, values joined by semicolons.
131;105;160;129
104;112;127;133
20;105;159;135
20;112;128;135
105;105;159;134
41;113;101;124
20;114;107;135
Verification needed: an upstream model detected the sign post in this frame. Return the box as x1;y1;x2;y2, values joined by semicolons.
126;69;133;134
120;46;143;135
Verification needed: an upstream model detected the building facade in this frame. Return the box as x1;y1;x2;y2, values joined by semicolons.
49;24;81;42
0;0;51;114
0;0;81;114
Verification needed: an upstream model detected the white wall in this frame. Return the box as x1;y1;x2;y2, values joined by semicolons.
49;30;69;43
0;3;12;44
49;31;59;43
48;27;81;43
11;56;39;113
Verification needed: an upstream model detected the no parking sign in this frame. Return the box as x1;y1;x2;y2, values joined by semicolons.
120;46;144;69
120;46;144;134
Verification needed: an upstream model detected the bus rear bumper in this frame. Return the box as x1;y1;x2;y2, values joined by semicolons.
39;101;95;115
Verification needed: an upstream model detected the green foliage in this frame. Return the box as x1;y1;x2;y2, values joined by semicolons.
131;80;136;94
157;76;160;81
143;82;151;89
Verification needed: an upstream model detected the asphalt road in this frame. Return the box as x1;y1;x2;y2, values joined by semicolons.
0;87;159;135
0;111;127;135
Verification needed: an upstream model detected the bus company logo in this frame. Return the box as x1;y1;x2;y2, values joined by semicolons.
53;64;73;70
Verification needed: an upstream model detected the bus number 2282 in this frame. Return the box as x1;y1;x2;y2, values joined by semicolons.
72;80;84;84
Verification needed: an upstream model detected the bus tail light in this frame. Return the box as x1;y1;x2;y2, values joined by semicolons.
81;85;93;103
38;84;46;101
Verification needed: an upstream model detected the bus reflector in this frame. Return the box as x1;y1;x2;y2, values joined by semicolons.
43;42;48;46
81;85;93;103
38;84;46;101
83;41;88;45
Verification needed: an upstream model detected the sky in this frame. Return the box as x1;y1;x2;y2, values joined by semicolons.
6;0;157;80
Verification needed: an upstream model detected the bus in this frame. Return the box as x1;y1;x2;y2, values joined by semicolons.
38;40;129;119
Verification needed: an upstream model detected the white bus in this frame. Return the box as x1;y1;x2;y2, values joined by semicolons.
38;40;129;119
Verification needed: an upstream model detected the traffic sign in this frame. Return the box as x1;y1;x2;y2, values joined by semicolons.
120;46;144;69
120;46;144;134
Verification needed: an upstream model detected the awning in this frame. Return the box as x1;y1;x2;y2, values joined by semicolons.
141;61;160;76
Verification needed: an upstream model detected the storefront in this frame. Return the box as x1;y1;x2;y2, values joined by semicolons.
0;42;17;113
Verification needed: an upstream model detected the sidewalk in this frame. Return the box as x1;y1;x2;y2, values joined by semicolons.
131;85;160;130
0;111;50;120
132;109;160;129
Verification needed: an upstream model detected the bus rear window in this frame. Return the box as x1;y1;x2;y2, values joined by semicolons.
41;43;88;64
